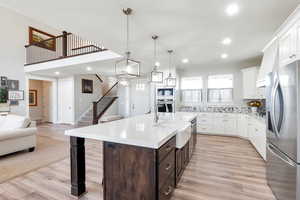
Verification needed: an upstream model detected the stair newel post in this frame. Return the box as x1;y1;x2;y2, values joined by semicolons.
93;102;98;124
62;31;68;57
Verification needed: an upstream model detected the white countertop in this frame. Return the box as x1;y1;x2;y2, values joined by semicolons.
65;112;197;149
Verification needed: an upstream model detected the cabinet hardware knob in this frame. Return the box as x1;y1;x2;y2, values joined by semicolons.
164;186;173;196
165;163;172;171
165;146;172;152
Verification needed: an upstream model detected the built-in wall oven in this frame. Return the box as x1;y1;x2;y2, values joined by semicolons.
157;88;175;113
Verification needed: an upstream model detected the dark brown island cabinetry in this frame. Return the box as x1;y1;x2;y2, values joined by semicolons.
70;117;197;200
103;136;176;200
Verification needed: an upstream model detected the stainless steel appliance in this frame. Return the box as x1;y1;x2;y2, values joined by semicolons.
156;87;175;113
266;61;300;200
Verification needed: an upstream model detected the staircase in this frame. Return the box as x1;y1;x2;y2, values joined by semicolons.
92;81;119;124
77;108;94;127
76;77;119;127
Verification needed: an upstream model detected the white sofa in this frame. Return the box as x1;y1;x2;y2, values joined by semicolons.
0;114;37;156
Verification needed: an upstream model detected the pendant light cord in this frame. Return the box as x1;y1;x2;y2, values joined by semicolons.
168;51;172;77
126;13;129;55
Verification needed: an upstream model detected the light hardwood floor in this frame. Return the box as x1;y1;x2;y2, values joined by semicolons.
0;125;275;200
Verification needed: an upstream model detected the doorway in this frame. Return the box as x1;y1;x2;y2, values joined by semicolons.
28;79;54;124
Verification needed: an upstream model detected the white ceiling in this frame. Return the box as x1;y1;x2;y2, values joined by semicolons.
1;0;299;73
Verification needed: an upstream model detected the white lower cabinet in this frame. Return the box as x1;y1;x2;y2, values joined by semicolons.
197;112;266;160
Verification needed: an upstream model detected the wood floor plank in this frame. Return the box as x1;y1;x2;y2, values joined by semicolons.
0;125;275;200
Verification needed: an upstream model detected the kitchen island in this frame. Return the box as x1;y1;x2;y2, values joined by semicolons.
65;112;197;200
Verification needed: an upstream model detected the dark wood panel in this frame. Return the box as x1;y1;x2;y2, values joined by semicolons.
158;149;175;189
103;142;156;200
70;137;86;196
158;137;176;162
158;175;175;200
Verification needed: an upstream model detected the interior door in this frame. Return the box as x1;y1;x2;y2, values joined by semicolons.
130;79;150;116
58;77;74;124
269;62;298;163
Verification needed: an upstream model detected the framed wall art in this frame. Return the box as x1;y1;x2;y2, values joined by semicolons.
29;89;37;106
82;79;93;94
29;27;56;51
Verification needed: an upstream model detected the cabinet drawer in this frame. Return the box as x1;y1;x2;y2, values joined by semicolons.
198;113;212;119
198;126;211;133
159;175;175;200
158;137;176;162
159;150;175;189
198;118;211;125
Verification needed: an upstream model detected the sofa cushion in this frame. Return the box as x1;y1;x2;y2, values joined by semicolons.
0;127;36;141
0;115;31;130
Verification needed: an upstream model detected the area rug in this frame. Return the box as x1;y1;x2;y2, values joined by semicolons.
0;135;69;183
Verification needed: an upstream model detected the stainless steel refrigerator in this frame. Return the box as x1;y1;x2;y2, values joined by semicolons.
266;61;300;200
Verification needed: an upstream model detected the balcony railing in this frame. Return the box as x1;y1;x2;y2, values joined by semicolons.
25;31;107;65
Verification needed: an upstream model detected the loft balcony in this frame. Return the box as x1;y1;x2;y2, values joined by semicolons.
24;31;121;73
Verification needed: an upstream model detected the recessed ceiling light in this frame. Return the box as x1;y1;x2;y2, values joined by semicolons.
221;54;228;59
182;58;189;63
226;3;239;16
222;38;232;45
86;66;92;71
155;61;160;67
54;71;60;75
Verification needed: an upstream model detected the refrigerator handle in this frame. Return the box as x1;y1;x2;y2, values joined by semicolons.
268;143;296;167
270;79;279;137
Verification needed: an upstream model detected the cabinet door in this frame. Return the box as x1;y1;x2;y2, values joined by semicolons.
279;27;296;66
223;119;236;135
212;118;224;134
242;67;258;99
295;21;300;59
237;115;248;138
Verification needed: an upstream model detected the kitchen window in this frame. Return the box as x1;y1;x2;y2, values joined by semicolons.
181;77;203;104
207;74;233;103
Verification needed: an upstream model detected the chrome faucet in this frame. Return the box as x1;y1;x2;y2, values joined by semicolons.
153;84;159;124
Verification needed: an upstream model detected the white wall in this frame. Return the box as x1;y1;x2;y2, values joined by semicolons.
0;6;60;116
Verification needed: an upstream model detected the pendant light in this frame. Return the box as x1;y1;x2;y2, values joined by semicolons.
115;8;140;79
151;35;163;83
165;50;176;87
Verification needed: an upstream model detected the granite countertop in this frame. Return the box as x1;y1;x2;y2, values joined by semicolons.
65;112;197;149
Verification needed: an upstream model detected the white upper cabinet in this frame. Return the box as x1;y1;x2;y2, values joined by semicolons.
257;40;278;87
241;67;263;99
279;26;297;66
265;6;300;68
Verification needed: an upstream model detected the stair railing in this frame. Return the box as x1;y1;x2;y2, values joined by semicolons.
25;31;107;65
92;81;119;124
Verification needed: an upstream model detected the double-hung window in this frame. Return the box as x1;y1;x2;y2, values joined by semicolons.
181;77;203;104
207;74;233;103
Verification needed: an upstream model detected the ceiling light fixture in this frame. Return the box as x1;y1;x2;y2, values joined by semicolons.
54;71;60;75
222;38;232;45
115;8;140;79
151;35;164;83
221;53;228;59
165;50;176;87
226;3;239;16
182;58;189;64
86;66;92;71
